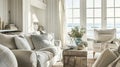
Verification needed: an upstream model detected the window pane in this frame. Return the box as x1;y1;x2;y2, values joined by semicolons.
115;0;120;7
116;18;120;37
66;19;72;27
87;19;93;30
115;8;120;17
95;0;101;8
87;30;94;38
87;0;93;8
107;8;114;17
87;9;93;17
116;29;120;38
66;19;72;23
95;9;101;17
94;19;101;29
107;18;114;28
66;9;72;18
107;0;114;7
65;0;72;8
73;0;80;8
115;18;120;28
73;9;80;17
73;19;80;27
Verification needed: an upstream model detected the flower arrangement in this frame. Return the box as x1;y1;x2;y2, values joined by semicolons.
68;26;85;38
68;27;87;49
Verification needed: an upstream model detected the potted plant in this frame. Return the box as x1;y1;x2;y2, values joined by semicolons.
68;27;87;49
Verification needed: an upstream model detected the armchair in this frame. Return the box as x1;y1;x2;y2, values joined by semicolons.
93;29;116;57
0;45;18;67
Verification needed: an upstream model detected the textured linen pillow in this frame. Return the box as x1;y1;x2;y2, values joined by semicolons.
92;49;117;67
14;36;31;50
0;33;17;49
31;33;54;50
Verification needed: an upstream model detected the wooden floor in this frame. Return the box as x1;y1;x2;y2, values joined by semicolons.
52;59;95;67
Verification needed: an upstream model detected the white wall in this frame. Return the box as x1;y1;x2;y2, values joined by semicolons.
9;0;23;31
0;0;8;25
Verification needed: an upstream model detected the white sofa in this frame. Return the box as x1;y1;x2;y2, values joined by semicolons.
0;33;62;67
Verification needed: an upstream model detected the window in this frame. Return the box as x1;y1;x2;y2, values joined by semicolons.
65;0;120;43
86;0;102;38
107;0;120;37
65;0;80;44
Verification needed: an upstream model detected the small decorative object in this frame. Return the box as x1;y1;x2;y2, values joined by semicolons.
0;18;5;30
38;25;46;34
77;41;88;50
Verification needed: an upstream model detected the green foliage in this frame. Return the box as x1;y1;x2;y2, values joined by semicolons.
68;27;85;38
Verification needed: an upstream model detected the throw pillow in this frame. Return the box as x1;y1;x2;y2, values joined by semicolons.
14;36;31;50
92;49;117;67
31;33;54;50
0;33;17;49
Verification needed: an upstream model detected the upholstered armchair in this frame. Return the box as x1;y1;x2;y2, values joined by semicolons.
93;29;117;57
0;45;18;67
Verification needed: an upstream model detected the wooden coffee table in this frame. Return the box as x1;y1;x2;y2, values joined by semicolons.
63;49;87;67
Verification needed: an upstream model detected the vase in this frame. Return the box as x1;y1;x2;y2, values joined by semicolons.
74;38;82;46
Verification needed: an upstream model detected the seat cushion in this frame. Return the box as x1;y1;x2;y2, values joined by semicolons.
0;44;18;67
0;33;17;49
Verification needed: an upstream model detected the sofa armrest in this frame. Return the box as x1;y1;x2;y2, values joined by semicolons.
54;40;62;48
12;50;37;67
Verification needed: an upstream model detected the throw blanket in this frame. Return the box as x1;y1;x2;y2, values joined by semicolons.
35;51;53;67
108;55;120;67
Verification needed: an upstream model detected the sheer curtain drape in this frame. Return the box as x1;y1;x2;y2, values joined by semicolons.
58;0;66;47
45;0;66;47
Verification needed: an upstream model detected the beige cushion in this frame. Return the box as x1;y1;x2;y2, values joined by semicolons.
92;49;117;67
14;36;31;50
0;33;17;49
94;29;116;42
0;44;18;67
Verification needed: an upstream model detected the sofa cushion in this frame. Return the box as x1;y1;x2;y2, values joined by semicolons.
92;49;117;67
0;33;17;49
0;44;18;67
14;36;31;50
31;34;54;50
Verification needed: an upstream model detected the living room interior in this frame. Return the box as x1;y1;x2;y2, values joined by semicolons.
0;0;120;67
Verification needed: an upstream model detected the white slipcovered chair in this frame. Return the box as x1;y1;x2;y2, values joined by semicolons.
93;29;116;57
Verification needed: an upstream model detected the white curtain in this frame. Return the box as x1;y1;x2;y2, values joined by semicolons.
45;0;66;46
58;0;66;46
